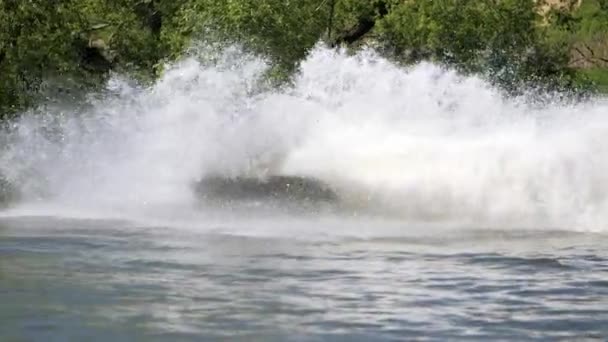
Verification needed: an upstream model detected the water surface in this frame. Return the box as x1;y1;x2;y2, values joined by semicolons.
1;216;607;341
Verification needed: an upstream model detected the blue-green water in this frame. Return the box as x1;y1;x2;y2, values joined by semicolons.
1;216;607;341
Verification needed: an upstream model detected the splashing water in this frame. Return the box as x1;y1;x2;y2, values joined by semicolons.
1;46;608;231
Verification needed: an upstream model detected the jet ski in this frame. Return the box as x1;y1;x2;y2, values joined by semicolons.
193;175;338;206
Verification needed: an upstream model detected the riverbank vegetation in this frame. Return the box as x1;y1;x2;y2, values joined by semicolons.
1;0;607;118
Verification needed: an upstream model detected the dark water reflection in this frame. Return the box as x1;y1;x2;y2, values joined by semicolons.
1;217;607;341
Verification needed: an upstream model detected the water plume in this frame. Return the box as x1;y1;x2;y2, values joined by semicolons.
1;46;608;232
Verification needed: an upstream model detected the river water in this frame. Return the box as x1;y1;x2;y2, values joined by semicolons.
1;215;607;341
1;47;608;340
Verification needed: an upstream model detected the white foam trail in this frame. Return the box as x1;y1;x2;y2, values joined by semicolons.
1;46;608;232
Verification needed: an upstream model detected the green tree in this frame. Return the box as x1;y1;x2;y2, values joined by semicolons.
165;0;333;73
1;0;604;119
0;0;93;117
374;0;579;92
0;0;187;117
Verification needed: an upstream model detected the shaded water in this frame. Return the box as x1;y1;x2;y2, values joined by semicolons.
1;46;608;340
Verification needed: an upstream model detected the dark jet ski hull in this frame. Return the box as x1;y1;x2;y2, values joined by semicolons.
193;175;338;204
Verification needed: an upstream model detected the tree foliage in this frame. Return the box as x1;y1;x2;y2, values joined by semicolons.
0;0;186;116
166;0;331;72
375;0;582;93
0;0;90;117
0;0;607;117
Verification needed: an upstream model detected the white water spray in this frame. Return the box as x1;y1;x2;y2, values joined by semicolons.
1;46;608;231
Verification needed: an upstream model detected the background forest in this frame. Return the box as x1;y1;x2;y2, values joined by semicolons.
1;0;608;118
